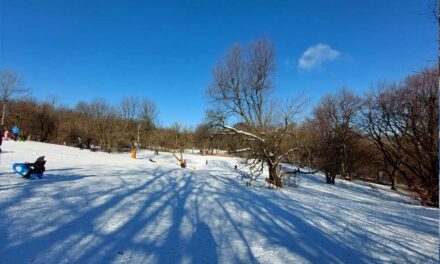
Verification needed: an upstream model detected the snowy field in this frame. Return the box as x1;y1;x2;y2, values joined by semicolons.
0;141;438;264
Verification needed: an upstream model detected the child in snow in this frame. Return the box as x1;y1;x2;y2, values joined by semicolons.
22;156;46;179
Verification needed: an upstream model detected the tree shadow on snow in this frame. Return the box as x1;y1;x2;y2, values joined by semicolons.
0;164;436;264
45;167;83;172
0;167;220;264
188;222;218;264
0;167;88;191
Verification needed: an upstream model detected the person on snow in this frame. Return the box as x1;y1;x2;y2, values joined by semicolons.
11;126;19;141
131;143;136;159
12;126;19;141
90;142;96;152
77;137;83;150
23;156;46;179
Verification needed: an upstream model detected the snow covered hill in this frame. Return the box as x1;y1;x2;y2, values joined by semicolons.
0;141;438;263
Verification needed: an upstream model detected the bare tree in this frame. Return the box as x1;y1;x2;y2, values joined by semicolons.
361;67;438;205
0;70;29;126
361;82;404;190
138;98;158;128
311;88;363;184
45;94;60;107
137;98;158;145
119;96;139;142
89;98;117;148
119;96;139;121
171;122;188;150
118;96;158;146
206;38;306;187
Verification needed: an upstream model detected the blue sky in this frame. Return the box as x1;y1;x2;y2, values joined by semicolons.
0;0;437;127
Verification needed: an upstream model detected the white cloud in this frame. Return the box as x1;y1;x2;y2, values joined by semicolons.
298;43;340;70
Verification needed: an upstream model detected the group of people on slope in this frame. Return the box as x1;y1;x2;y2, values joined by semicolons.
2;126;25;142
0;125;25;152
0;125;46;180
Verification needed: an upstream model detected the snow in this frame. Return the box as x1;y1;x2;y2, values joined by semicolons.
0;140;438;264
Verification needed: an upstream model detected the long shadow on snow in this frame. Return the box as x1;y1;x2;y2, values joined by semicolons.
281;190;438;263
284;179;438;237
0;167;220;264
58;167;220;264
188;222;218;264
45;168;82;172
0;167;165;263
1;163;437;264
0;168;90;201
205;165;438;263
206;173;373;263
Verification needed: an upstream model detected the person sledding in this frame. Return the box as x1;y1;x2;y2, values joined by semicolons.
12;156;47;179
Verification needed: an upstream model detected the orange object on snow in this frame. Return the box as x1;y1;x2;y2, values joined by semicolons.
131;147;136;159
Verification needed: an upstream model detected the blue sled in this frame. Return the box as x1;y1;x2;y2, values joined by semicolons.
12;163;43;180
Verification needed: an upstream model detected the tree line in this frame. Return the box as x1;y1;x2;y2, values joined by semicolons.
300;68;438;206
0;78;219;153
0;38;438;206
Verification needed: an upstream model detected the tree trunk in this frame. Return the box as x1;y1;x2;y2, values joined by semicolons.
325;171;332;184
390;168;397;191
1;101;6;126
391;177;397;191
325;171;336;184
428;189;439;207
340;160;346;180
268;163;283;188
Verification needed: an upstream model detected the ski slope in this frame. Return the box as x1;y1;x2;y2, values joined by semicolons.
0;141;438;263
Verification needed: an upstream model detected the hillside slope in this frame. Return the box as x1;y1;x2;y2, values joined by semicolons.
0;141;438;263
